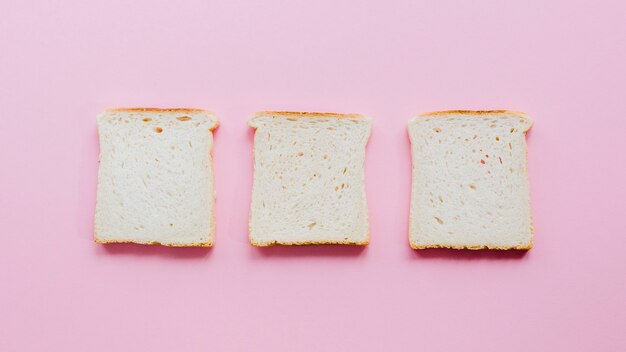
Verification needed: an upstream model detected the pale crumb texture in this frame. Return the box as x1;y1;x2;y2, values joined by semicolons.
408;111;533;250
249;112;372;246
94;109;218;247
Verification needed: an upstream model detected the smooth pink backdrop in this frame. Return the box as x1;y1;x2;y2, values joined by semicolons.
1;0;625;350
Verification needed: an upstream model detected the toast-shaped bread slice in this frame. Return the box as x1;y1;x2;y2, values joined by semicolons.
248;111;372;246
94;108;219;247
408;110;533;250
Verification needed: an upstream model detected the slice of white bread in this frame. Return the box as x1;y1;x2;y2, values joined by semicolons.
408;110;533;250
94;108;219;247
248;111;372;246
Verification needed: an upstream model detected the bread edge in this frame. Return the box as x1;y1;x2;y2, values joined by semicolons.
417;109;528;117
250;238;369;247
248;111;370;128
411;110;532;131
253;111;364;118
102;108;220;130
106;107;205;113
94;236;213;247
409;242;532;250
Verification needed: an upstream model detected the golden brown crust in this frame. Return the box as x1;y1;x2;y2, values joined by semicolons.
94;236;212;247
410;242;531;250
253;111;364;119
251;238;369;247
107;107;207;113
418;109;528;117
102;108;219;130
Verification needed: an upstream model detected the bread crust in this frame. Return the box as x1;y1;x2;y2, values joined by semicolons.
94;236;213;247
418;110;528;117
409;242;531;250
251;239;369;247
411;110;533;134
101;108;220;130
251;111;364;121
254;111;363;118
106;107;207;113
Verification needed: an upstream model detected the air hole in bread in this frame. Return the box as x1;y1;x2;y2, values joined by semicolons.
495;136;500;141
434;128;441;133
297;152;303;156
177;116;191;121
469;184;477;190
307;222;316;229
155;127;163;133
510;128;516;133
434;216;444;224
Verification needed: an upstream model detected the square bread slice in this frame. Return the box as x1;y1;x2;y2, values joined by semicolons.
408;110;533;250
94;108;219;247
248;111;372;246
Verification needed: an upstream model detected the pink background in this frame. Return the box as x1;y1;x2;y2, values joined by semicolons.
1;0;625;350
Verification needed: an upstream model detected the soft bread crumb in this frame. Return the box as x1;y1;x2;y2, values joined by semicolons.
248;112;372;246
408;110;533;250
94;108;218;247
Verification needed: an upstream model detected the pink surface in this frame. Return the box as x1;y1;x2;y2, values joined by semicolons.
1;0;625;350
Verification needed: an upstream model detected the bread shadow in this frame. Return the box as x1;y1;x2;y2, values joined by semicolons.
410;247;529;260
252;245;367;258
100;243;212;259
77;126;99;241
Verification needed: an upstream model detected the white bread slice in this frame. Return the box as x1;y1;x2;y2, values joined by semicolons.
248;111;372;246
94;108;219;247
408;110;533;250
